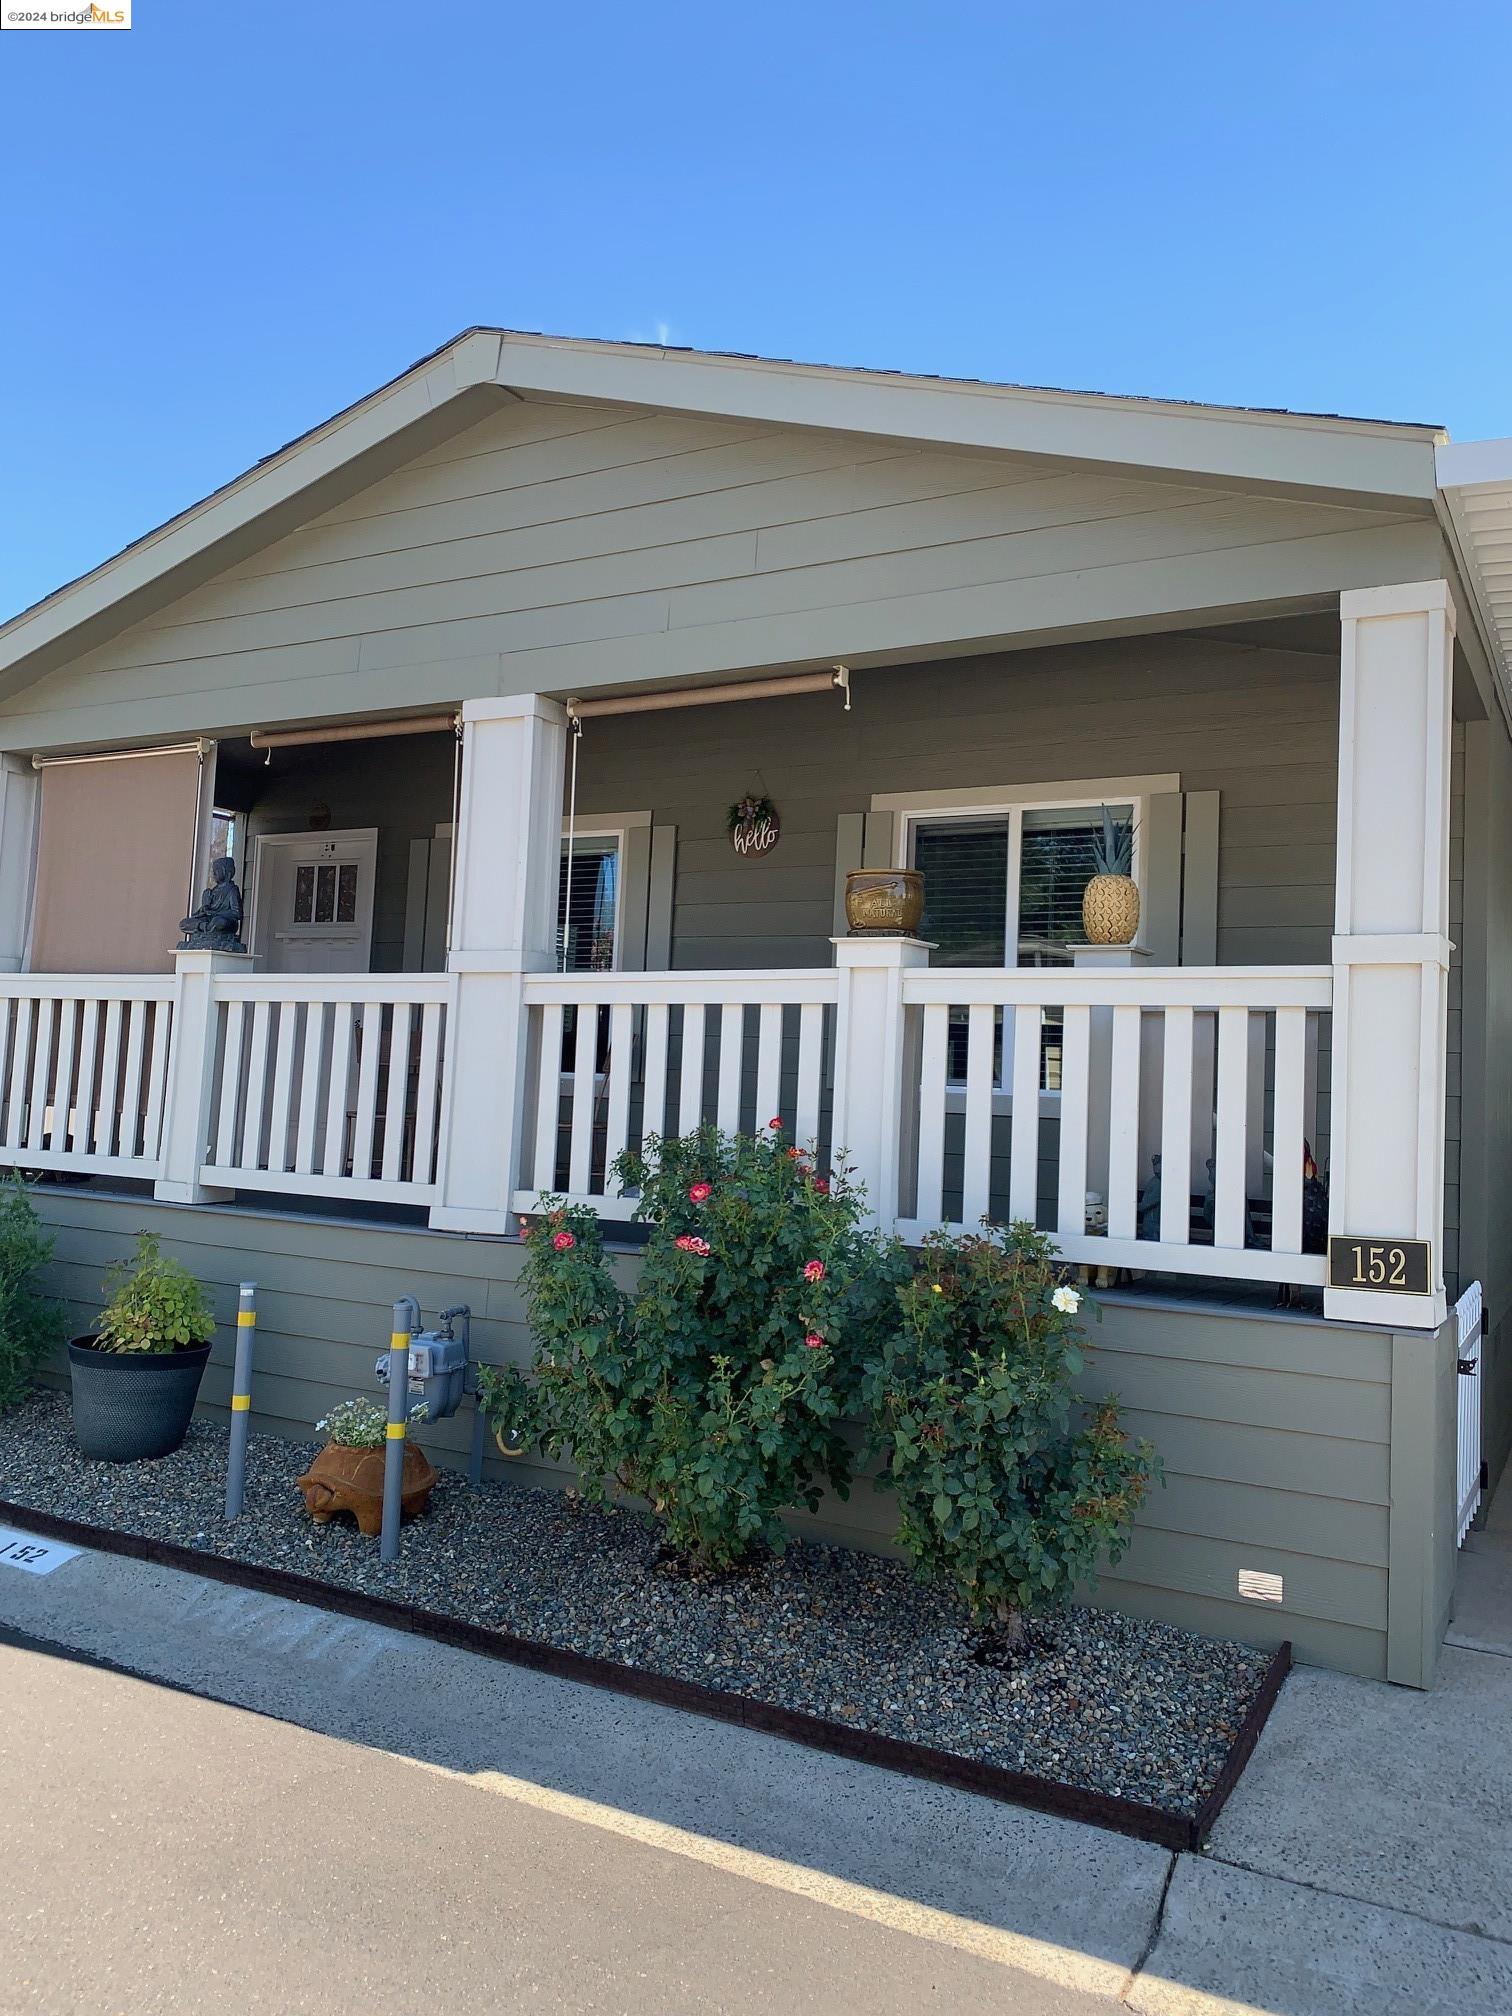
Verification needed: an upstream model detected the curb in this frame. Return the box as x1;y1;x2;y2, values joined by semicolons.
0;1495;1291;1852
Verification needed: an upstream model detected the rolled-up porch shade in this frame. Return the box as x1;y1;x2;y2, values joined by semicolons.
29;747;205;973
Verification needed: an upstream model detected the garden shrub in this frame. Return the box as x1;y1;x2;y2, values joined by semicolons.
480;1123;909;1570
0;1173;61;1413
96;1232;215;1353
863;1222;1160;1647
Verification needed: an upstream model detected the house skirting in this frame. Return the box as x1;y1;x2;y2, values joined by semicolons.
30;1186;1459;1687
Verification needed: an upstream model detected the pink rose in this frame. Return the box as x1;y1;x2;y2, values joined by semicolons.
768;1117;784;1131
787;1146;805;1162
813;1178;829;1195
553;1231;576;1252
804;1333;826;1351
803;1260;825;1283
674;1234;711;1257
688;1181;712;1204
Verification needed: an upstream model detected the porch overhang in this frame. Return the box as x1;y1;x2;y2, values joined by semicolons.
1438;437;1512;709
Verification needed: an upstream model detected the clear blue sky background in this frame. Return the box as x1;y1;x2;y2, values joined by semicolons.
3;0;1510;622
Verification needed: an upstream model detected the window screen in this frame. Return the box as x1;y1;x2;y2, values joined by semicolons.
914;821;1009;967
558;839;619;972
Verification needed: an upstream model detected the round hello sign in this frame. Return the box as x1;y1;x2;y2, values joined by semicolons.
728;794;780;858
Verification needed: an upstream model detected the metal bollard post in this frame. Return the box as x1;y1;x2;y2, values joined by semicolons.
223;1282;257;1520
379;1296;418;1563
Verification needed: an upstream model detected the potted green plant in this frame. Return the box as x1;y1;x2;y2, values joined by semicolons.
295;1395;435;1536
68;1232;216;1461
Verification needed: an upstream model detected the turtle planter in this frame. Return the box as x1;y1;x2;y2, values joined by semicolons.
296;1439;436;1536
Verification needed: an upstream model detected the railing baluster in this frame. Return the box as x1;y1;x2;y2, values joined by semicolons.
641;1002;669;1153
266;1000;298;1172
70;1000;99;1160
1107;1005;1142;1239
295;1002;326;1176
532;1002;564;1193
322;1001;354;1177
96;998;123;1159
1160;1006;1194;1246
241;1001;272;1171
1214;1006;1250;1249
754;1003;782;1130
118;1000;145;1161
605;1002;633;1189
716;1003;742;1134
381;1000;412;1185
678;1003;705;1136
1056;1004;1091;1242
350;1002;382;1182
215;999;245;1170
1008;1003;1041;1222
26;999;54;1153
961;1001;995;1228
568;1003;597;1194
413;1001;443;1188
1271;1006;1307;1254
915;1002;949;1228
795;1002;823;1150
6;997;32;1151
48;999;77;1153
143;998;171;1165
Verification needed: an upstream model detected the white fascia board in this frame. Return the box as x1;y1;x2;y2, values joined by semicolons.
492;332;1443;501
1437;437;1512;489
0;330;504;679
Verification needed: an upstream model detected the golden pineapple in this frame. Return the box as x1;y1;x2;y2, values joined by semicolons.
1081;807;1139;944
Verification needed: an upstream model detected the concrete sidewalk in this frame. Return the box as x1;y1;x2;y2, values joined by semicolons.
1;1506;1509;2014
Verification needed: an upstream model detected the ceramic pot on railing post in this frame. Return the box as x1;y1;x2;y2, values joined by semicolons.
844;868;925;935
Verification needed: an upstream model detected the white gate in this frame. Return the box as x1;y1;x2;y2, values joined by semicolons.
1456;1279;1486;1546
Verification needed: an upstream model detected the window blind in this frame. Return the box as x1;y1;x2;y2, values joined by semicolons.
558;839;619;972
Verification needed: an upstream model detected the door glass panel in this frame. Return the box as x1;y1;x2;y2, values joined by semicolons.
315;864;337;923
293;865;314;923
336;862;358;924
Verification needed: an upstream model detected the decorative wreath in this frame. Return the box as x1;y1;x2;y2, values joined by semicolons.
727;794;780;857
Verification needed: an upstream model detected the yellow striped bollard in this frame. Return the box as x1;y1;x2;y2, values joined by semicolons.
223;1282;257;1519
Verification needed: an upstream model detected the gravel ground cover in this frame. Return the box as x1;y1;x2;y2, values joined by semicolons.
0;1389;1275;1816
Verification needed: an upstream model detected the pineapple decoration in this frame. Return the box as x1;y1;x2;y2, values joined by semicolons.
1081;805;1140;945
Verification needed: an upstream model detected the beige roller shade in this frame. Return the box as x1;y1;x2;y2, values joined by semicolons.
30;747;205;973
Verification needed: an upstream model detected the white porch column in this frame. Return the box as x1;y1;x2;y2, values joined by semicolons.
155;949;248;1203
430;694;567;1236
0;756;38;972
831;935;930;1228
1326;581;1455;1328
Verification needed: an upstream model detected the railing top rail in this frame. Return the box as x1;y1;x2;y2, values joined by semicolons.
901;965;1333;1009
522;969;840;1006
210;973;451;1004
0;974;176;999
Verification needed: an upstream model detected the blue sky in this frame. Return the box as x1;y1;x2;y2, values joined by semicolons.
3;0;1510;621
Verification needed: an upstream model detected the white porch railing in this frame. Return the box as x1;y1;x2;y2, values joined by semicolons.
894;966;1332;1284
201;975;449;1204
0;978;174;1179
1456;1278;1485;1545
514;970;838;1219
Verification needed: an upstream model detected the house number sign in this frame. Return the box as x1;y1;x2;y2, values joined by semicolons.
1326;1237;1431;1296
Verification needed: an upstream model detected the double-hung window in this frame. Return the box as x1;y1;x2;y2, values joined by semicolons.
908;801;1136;1088
557;836;620;973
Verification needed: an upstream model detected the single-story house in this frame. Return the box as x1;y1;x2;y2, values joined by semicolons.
3;327;1511;1687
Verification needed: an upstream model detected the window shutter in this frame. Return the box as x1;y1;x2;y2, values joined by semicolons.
1143;792;1183;964
1181;791;1220;963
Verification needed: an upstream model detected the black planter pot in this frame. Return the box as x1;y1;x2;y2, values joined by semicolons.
67;1336;211;1462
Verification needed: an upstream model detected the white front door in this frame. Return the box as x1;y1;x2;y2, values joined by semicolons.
250;830;378;974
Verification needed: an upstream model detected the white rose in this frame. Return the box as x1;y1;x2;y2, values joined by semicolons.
1051;1285;1081;1315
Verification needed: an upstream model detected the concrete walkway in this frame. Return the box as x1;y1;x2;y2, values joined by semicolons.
1;1503;1510;2014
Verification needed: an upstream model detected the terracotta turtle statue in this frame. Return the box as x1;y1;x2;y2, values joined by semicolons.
296;1439;436;1537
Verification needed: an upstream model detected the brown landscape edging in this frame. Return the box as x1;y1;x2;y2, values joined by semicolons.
0;1495;1291;1851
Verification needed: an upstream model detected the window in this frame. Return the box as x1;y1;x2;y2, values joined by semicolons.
557;837;619;973
909;799;1137;1089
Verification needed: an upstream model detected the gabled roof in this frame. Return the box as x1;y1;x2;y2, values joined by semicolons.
0;325;1448;693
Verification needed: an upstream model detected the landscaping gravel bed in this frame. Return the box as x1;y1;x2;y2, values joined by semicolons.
0;1389;1275;1817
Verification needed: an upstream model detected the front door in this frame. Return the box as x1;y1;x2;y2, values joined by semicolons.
250;830;378;974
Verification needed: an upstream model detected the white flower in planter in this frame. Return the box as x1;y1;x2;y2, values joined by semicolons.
1051;1285;1081;1315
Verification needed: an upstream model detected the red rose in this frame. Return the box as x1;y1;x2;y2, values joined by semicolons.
803;1260;825;1283
813;1178;829;1195
688;1181;713;1204
768;1117;783;1131
787;1146;804;1162
804;1333;825;1351
553;1231;576;1251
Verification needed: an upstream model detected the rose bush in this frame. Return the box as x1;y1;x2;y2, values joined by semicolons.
480;1124;908;1570
862;1222;1160;1649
